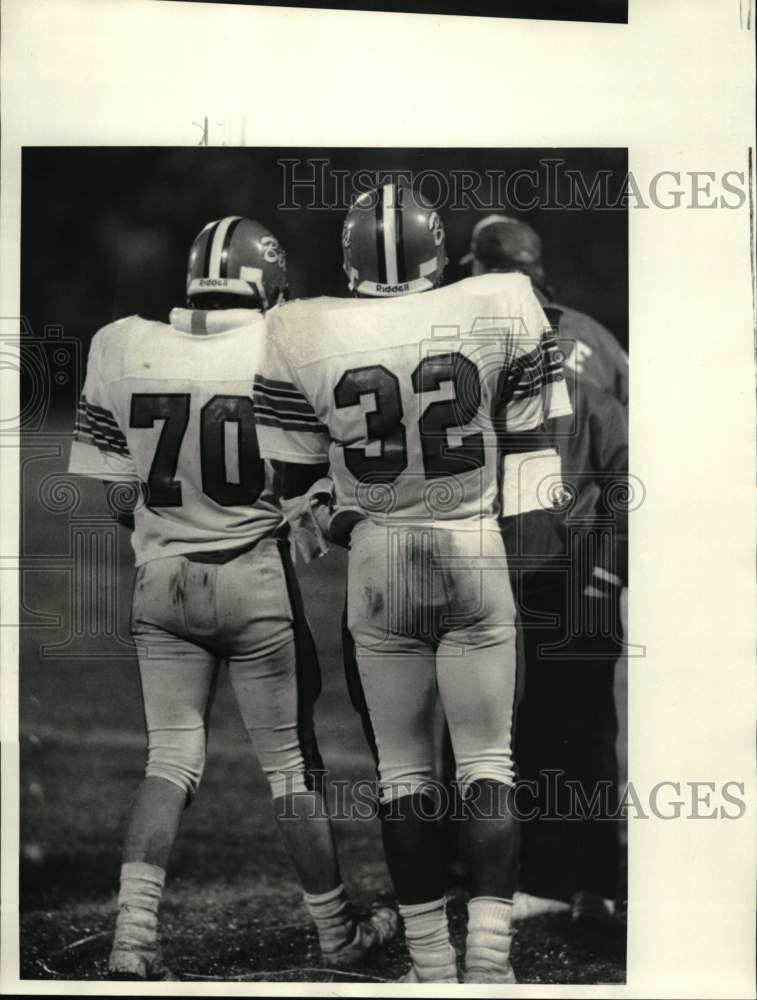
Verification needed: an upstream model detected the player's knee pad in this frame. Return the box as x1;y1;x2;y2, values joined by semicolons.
144;724;207;800
455;751;515;797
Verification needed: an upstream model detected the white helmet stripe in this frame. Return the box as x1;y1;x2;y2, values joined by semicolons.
382;183;399;285
208;215;242;278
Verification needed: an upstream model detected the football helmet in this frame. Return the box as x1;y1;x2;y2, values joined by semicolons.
342;182;447;297
186;216;288;309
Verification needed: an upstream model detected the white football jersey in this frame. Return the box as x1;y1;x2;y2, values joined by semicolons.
68;308;283;565
254;273;572;527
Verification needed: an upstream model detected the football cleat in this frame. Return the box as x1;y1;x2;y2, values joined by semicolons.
571;891;616;925
342;181;447;297
321;906;398;968
512;891;570;920
107;943;178;981
186;216;288;309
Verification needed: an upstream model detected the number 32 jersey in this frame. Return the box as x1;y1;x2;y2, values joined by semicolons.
254;273;572;527
68;309;282;565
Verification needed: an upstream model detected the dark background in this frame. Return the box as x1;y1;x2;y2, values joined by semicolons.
19;146;628;980
158;0;628;23
22;147;628;410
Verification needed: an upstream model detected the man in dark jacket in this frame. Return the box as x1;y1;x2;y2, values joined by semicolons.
504;370;627;921
460;214;628;406
463;215;628;923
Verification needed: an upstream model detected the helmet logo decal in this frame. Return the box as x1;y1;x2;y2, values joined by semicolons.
260;235;285;268
428;211;444;247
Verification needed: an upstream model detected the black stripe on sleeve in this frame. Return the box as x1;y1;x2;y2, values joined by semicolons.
253;399;323;422
254;375;307;396
80;396;121;429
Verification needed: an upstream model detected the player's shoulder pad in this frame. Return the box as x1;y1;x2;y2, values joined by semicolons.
267;294;343;348
89;315;156;370
272;295;343;322
88;314;134;353
91;315;148;346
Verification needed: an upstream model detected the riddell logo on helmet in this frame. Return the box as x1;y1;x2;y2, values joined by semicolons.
375;282;410;294
197;278;230;287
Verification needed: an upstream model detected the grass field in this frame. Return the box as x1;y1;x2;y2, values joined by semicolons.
18;444;627;984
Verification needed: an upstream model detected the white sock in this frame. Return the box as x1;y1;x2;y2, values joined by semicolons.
399;897;455;973
466;896;513;973
113;862;165;952
303;884;356;952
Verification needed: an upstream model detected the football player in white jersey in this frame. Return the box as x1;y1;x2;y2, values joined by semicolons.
253;183;572;983
68;218;395;980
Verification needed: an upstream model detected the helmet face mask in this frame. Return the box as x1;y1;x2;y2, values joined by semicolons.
186;216;288;311
342;182;448;298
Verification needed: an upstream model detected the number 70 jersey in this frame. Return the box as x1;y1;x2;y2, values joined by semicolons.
68;310;282;565
254;272;572;526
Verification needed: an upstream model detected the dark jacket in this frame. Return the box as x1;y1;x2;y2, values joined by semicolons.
501;369;628;593
535;289;628;408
